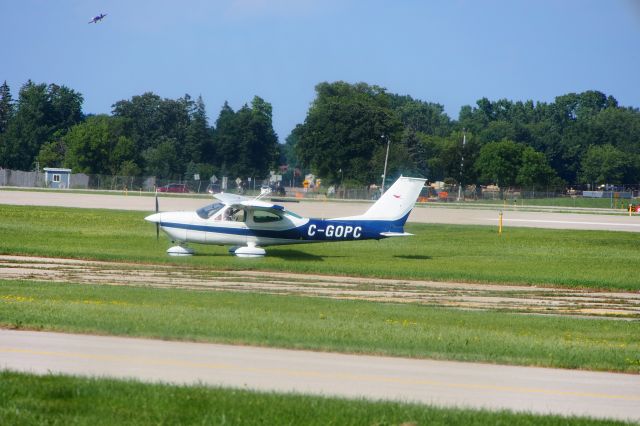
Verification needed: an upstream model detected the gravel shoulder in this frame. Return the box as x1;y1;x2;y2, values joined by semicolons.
2;255;638;318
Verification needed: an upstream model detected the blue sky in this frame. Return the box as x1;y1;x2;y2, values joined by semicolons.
2;0;639;140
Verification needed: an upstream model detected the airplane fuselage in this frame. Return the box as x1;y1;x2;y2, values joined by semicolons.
145;176;426;257
153;210;407;247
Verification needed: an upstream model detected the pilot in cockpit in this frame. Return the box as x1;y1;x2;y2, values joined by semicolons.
222;208;244;222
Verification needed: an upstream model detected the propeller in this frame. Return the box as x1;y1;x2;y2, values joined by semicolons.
155;191;159;241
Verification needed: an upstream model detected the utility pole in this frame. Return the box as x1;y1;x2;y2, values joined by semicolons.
457;129;466;201
34;161;41;187
381;134;390;194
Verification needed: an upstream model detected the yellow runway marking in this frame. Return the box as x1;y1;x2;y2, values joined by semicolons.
3;346;639;402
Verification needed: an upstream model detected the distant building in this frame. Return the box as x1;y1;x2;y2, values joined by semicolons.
44;168;72;189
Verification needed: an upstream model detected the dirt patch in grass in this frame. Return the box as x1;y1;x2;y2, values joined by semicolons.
1;255;638;319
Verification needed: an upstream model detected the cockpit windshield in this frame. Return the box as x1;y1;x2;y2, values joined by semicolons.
196;202;225;219
284;210;302;219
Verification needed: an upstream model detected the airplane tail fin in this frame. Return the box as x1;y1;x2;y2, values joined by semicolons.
333;177;426;231
361;176;426;223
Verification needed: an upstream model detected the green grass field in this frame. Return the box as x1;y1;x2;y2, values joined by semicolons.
0;204;638;290
464;196;631;209
2;280;638;372
1;203;638;422
0;371;628;426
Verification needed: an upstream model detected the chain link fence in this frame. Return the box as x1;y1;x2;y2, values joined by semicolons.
2;168;638;205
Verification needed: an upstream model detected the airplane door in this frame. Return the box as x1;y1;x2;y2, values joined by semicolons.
205;207;247;246
186;219;206;244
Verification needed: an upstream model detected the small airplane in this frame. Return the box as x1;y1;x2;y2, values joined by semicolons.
145;176;426;257
88;13;107;24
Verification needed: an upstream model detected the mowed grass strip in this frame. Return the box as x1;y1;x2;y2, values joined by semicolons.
466;197;623;209
0;205;639;290
1;372;624;426
2;281;639;372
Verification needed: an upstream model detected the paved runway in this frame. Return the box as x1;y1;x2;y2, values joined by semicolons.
2;189;639;232
1;330;638;422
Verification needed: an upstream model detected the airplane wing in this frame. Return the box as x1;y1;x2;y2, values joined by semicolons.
240;199;285;211
213;192;251;205
213;193;285;211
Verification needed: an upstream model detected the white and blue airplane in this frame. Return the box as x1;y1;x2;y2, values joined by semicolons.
145;176;426;257
88;13;107;24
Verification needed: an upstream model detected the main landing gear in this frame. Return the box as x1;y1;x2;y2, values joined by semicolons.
166;243;266;258
231;242;266;258
166;244;195;256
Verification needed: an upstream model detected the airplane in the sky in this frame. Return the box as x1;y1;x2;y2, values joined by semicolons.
88;13;107;24
145;176;426;257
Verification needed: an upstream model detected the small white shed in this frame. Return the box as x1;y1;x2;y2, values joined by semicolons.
44;168;72;189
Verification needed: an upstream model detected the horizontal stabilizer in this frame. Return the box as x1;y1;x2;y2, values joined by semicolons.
379;232;414;237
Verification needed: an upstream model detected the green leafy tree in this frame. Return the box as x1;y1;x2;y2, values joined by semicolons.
184;95;214;164
383;96;453;178
212;101;238;176
117;159;141;177
37;135;66;168
516;146;561;189
112;92;189;152
0;81;14;166
478;120;516;144
212;97;279;179
112;92;166;152
414;134;448;180
56;115;138;175
278;131;305;185
474;140;524;187
294;81;401;185
2;81;51;169
244;96;279;177
591;107;640;155
415;131;479;184
281;131;299;168
456;91;637;184
142;137;180;178
0;80;13;134
110;135;138;175
579;144;630;185
2;81;83;170
48;84;84;129
112;92;217;177
389;94;451;136
62;115;112;174
416;134;455;182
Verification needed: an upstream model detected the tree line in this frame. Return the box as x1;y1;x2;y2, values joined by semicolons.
0;80;279;181
292;82;640;189
1;79;639;189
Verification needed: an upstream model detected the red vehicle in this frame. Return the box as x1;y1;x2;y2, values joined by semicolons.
157;183;190;193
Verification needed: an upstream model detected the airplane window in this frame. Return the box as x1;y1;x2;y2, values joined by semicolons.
284;210;302;219
253;210;283;223
196;203;224;219
231;208;245;222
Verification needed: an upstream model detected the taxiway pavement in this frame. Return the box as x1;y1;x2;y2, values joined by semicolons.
1;190;639;232
1;329;638;422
